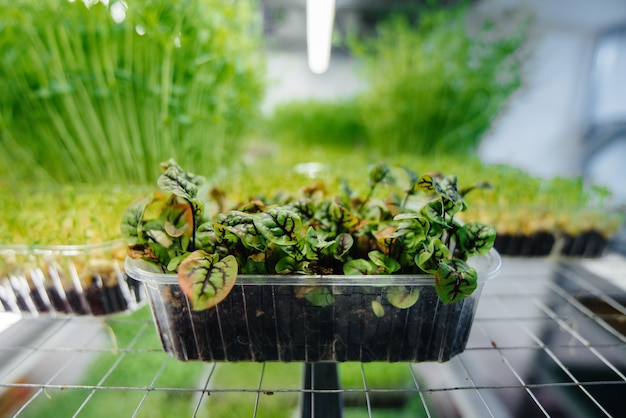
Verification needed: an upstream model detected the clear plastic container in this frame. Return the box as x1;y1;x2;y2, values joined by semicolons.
0;240;144;316
125;249;501;363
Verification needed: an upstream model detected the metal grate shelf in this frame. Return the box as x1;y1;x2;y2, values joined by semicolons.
1;255;626;417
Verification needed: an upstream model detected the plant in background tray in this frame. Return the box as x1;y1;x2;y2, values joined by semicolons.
0;240;143;317
122;160;501;362
0;185;148;316
460;167;625;258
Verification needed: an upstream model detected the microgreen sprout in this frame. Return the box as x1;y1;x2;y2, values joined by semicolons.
122;161;497;310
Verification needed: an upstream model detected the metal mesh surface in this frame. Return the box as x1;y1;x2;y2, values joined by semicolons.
1;255;625;417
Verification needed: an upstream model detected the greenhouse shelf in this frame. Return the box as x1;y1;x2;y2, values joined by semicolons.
1;255;625;417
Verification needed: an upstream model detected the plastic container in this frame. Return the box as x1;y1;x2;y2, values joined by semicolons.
125;249;501;363
0;240;144;316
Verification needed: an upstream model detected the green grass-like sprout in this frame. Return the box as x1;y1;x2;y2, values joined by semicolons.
0;0;265;184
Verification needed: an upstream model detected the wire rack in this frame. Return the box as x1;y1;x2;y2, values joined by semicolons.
1;254;625;418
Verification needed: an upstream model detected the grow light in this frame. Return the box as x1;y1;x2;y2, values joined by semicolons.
306;0;336;74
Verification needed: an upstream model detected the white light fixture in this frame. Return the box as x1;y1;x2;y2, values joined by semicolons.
306;0;336;74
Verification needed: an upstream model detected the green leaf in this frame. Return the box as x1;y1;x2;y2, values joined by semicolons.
416;174;441;193
441;196;465;217
217;211;265;250
386;286;420;308
167;253;190;271
160;159;204;186
426;221;443;239
333;233;354;260
288;199;316;220
393;213;426;221
418;174;463;208
160;197;195;250
274;256;298;274
392;215;428;250
415;238;450;272
137;241;172;267
253;208;302;246
146;229;173;249
195;222;218;252
368;250;401;274
212;223;239;247
328;200;359;229
421;200;447;225
343;259;376;275
371;300;385;317
368;163;393;186
439;175;460;200
435;259;477;304
157;165;200;202
455;222;496;257
242;253;270;274
178;251;238;311
305;227;334;250
120;194;153;243
303;287;334;307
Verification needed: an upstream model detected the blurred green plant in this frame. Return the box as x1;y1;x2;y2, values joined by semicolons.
266;99;367;150
225;143;623;244
0;182;149;244
349;2;525;156
0;0;265;184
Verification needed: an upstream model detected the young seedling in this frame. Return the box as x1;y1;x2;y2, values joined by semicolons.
122;161;496;311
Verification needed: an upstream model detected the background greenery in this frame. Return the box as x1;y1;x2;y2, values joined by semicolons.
265;99;367;150
353;4;525;156
0;0;265;184
265;1;526;157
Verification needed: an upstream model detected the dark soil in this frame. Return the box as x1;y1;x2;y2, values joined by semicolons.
65;288;89;314
45;286;71;313
41;278;137;316
495;231;555;256
0;296;11;311
560;230;607;257
29;288;51;312
146;282;481;363
14;293;30;312
83;281;130;315
495;230;608;258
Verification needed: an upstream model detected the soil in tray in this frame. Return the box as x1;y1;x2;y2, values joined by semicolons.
84;281;129;316
155;283;477;363
152;284;201;361
45;286;71;313
65;288;90;315
0;291;9;310
0;296;11;311
29;289;51;312
13;293;31;312
81;262;135;315
560;230;607;257
495;232;555;256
